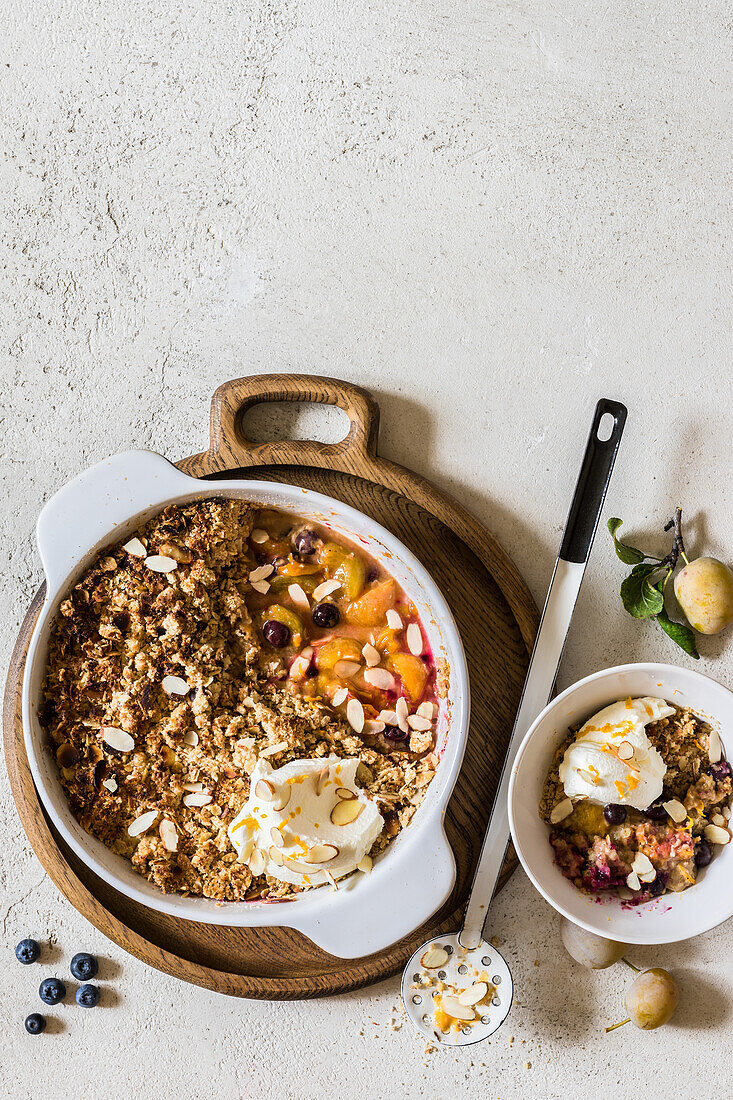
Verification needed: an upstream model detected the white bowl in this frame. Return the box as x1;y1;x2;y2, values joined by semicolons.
23;450;470;958
508;663;733;944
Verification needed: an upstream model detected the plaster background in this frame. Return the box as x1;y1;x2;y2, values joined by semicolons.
1;0;731;1095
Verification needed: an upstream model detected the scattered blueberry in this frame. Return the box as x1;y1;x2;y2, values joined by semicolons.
293;529;317;556
383;724;409;742
25;1013;46;1034
709;760;731;783
643;800;668;822
695;840;713;868
312;602;340;629
602;804;627;826
70;952;99;981
366;568;379;583
262;620;290;648
648;875;667;897
75;984;100;1008
39;977;66;1005
15;939;40;965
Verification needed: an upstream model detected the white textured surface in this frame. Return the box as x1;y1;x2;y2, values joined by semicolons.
1;0;731;1094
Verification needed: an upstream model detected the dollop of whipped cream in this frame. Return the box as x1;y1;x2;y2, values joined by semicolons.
558;697;673;810
228;756;384;887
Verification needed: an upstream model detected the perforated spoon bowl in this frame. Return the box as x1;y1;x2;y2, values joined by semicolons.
402;399;627;1046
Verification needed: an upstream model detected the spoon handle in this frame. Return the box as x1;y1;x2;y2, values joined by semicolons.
459;399;627;949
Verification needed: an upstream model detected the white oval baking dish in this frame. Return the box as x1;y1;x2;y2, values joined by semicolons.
23;450;470;959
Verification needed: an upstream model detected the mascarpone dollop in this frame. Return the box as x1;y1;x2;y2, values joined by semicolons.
558;697;673;810
228;756;384;887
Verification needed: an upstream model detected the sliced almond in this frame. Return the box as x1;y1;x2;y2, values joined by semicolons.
324;869;339;890
249;848;266;876
128;809;159;837
357;854;373;873
711;812;726;827
183;729;199;747
704;823;731;845
332;687;349;707
162;675;190;696
306;843;339;864
313;578;342;601
270;826;285;848
285;857;317;875
182;781;204;792
182;792;212;808
362;642;381;667
420;945;449;969
346;697;365;734
662;798;687;823
260;740;290;758
236;837;255;864
159;819;178;851
407;714;432;731
626;870;641;891
378;709;398;724
314;764;330;796
386;609;403;631
123;537;146;557
440;996;476;1023
406;622;423;655
362;719;386;736
250;579;271;595
288;582;311;612
457;981;489;1007
364;667;395;691
249;563;274;583
638;868;657;883
254;779;276;802
617;740;634;760
250;528;269;544
269;845;285;866
631;852;654;876
331;798;364;826
417;701;436;720
102;776;118;793
335;786;356;800
334;660;361;679
144;555;178;573
549;798;574;824
102;727;135;752
708;728;722;764
273;786;291;812
289;648;313;681
395;696;409;733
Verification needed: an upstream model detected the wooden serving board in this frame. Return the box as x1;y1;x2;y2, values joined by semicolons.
3;375;537;999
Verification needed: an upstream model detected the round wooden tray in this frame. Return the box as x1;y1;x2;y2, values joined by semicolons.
4;375;537;999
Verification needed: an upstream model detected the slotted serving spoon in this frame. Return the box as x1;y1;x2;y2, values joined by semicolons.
402;398;627;1046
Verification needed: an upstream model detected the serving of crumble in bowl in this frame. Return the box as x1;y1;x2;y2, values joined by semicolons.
509;664;733;945
22;450;469;958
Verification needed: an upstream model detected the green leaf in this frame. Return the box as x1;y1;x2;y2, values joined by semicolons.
620;563;665;618
607;518;647;565
655;585;700;659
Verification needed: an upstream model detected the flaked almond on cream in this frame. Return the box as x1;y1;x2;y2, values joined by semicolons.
559;697;672;810
227;756;384;887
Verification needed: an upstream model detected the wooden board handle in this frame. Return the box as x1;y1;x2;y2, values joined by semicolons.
182;375;381;476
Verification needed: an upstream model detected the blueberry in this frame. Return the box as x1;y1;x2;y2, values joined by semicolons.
643;800;668;822
383;724;409;742
70;952;98;981
24;1013;46;1034
648;875;667;897
695;840;713;868
366;568;379;583
293;529;316;556
39;978;66;1005
602;804;627;826
709;760;731;783
262;620;290;648
75;983;100;1008
312;602;340;629
15;939;40;965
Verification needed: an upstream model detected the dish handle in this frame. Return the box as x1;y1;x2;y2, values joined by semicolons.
36;450;196;595
283;825;457;959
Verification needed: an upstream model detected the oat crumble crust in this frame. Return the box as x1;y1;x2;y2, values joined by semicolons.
41;498;438;901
